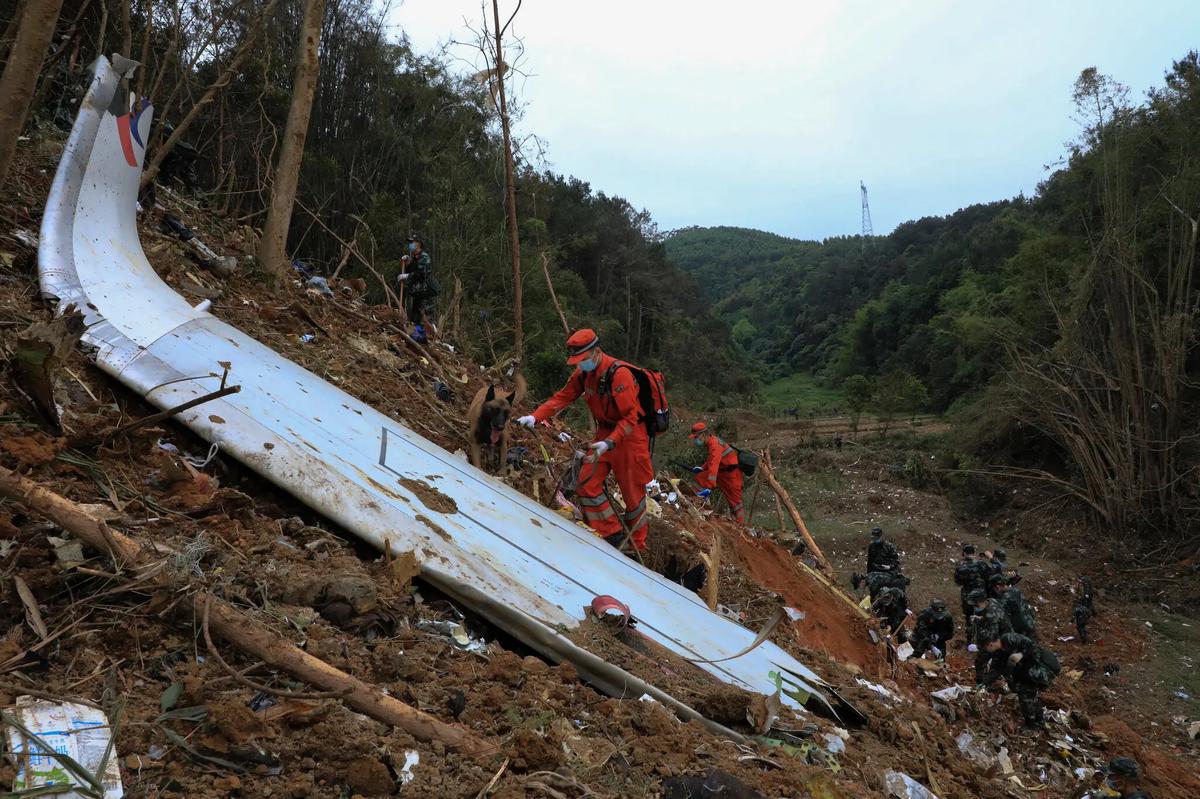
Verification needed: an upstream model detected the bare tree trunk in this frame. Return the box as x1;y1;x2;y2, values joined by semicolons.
257;0;326;286
625;275;632;351
541;251;570;334
134;0;152;98
119;0;131;55
0;0;65;188
634;303;643;359
492;0;523;363
0;0;30;62
140;0;279;191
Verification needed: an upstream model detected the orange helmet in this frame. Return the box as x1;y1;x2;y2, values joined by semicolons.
566;329;600;365
688;422;708;439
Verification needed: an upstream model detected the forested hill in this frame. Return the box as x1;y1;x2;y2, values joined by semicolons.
668;54;1199;421
664;201;1017;409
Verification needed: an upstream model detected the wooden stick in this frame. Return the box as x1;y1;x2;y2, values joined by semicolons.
329;238;355;282
766;450;786;533
746;468;764;524
758;455;833;577
0;465;491;755
68;384;241;449
703;524;720;611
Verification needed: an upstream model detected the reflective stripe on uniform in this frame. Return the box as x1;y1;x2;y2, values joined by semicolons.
577;494;608;507
625;497;648;531
583;505;615;521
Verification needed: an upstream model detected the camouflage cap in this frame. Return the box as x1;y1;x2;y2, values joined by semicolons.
967;588;987;603
962;543;976;554
931;598;946;610
870;527;883;538
993;548;1007;560
988;573;1009;588
1103;757;1139;778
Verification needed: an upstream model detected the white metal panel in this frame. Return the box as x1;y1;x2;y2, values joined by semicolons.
39;58;832;714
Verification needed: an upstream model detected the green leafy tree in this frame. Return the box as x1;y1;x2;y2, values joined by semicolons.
841;374;873;436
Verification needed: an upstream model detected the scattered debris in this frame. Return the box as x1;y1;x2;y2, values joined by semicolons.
8;305;85;429
416;619;489;655
883;770;940;799
398;749;419;786
4;697;124;798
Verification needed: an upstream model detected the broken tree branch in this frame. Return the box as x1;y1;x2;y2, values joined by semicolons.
758;455;833;577
67;384;242;449
293;201;405;316
0;464;492;756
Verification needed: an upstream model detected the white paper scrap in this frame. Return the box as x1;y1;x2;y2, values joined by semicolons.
7;697;123;798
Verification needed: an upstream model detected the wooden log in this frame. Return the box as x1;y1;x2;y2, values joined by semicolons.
0;464;492;755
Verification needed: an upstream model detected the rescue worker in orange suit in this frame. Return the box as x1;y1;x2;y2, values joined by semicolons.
688;422;744;523
516;330;655;550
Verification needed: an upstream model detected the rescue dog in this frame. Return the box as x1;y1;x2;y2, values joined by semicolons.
467;374;526;472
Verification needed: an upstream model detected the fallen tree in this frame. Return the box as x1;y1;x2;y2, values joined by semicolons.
0;463;493;756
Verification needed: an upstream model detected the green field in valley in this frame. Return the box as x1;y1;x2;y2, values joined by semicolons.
759;373;846;415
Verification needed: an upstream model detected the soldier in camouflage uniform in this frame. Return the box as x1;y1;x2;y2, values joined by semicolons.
987;547;1022;585
989;573;1037;639
1073;575;1095;644
981;631;1059;729
866;527;901;574
954;545;991;634
968;587;1012;684
852;570;910;603
396;234;439;329
871;585;909;635
911;598;955;659
1100;757;1152;798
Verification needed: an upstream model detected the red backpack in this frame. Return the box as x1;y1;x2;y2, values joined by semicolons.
599;361;670;438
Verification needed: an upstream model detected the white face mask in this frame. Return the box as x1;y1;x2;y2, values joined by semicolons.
578;352;599;372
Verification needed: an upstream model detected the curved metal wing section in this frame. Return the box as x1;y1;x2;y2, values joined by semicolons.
39;57;831;714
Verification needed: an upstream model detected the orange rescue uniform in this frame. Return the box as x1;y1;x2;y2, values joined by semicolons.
532;353;654;549
696;435;744;523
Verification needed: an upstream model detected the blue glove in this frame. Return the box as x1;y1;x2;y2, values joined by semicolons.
696;489;712;498
690;466;702;474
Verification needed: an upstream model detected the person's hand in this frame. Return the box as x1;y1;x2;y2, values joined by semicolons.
401;254;412;264
967;643;978;653
1008;652;1023;665
516;415;536;428
696;489;712;498
690;466;702;474
588;441;610;458
396;272;411;281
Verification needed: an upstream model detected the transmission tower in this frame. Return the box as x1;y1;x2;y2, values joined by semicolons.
860;181;874;238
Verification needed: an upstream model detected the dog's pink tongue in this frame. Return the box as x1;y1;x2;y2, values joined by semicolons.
491;429;501;444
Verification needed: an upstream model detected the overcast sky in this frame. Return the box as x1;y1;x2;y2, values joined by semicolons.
392;1;1200;241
